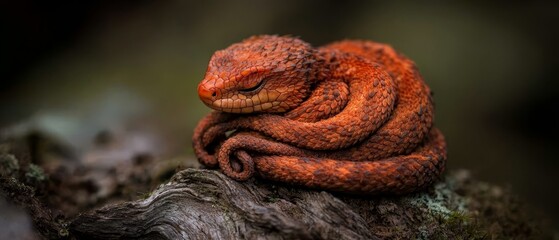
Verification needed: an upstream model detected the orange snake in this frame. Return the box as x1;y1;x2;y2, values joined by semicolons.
192;35;446;194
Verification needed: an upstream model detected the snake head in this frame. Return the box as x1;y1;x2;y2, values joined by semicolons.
198;35;315;113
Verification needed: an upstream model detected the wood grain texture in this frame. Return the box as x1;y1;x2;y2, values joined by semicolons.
68;169;546;239
70;169;377;240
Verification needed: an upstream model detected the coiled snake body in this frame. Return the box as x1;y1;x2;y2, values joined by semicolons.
193;35;446;194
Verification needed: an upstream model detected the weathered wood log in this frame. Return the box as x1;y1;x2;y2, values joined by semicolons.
70;169;376;239
69;168;544;239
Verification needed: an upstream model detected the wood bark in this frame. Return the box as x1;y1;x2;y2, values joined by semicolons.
71;169;378;239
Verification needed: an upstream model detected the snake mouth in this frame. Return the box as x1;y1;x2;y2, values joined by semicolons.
209;90;286;113
209;98;277;113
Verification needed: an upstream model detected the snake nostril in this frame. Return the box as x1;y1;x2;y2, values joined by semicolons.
198;83;217;101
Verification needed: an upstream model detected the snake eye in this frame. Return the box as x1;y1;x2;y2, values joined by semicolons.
239;77;267;93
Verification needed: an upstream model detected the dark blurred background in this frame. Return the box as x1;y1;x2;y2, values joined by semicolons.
1;0;558;230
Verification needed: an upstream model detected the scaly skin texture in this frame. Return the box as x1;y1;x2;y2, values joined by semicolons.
193;35;447;194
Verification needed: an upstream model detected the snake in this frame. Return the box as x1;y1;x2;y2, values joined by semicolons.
192;35;446;194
